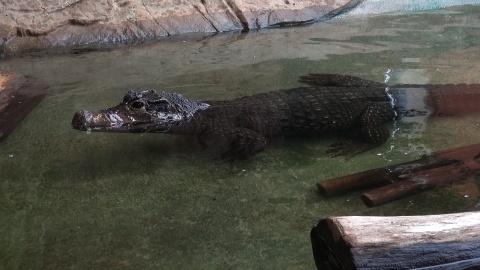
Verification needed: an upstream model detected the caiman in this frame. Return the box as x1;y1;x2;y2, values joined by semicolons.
71;73;480;159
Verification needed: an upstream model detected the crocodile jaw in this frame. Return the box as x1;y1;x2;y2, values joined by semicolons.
71;110;172;133
72;110;128;132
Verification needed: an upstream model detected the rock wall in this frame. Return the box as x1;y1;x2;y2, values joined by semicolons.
0;0;360;55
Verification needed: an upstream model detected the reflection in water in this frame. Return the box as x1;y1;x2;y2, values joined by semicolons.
391;87;431;140
1;6;480;269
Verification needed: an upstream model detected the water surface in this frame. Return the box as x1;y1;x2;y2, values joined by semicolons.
1;6;480;269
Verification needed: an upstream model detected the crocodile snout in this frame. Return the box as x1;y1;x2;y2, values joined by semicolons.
71;110;91;131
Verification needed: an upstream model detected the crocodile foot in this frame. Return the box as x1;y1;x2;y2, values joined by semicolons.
326;140;377;159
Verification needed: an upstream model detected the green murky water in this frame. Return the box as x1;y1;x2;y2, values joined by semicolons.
2;6;480;269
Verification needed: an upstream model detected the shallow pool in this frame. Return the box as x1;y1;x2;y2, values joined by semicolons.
1;6;480;269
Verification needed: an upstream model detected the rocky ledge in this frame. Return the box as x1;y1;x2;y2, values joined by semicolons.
0;0;360;55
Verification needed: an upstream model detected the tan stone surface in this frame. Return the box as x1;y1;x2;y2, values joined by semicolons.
0;0;359;54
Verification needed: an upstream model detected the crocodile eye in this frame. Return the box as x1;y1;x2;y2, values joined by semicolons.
130;101;145;109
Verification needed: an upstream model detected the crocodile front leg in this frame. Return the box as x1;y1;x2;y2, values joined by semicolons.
199;127;268;160
328;102;395;158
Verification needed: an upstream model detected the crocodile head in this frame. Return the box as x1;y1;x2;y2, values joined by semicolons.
72;90;209;133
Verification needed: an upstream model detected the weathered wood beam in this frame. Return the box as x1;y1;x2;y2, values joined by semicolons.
311;212;480;269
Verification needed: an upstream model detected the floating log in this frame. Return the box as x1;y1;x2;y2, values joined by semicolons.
317;143;480;207
316;158;428;196
311;212;480;270
361;161;473;207
426;83;480;117
0;70;48;143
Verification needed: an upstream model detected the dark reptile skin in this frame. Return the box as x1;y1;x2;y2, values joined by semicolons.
175;84;396;158
72;74;402;159
72;74;480;159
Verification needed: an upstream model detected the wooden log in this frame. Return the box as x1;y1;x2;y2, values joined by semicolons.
361;162;472;207
0;70;48;143
316;158;430;196
311;212;480;270
317;143;480;207
426;84;480;117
